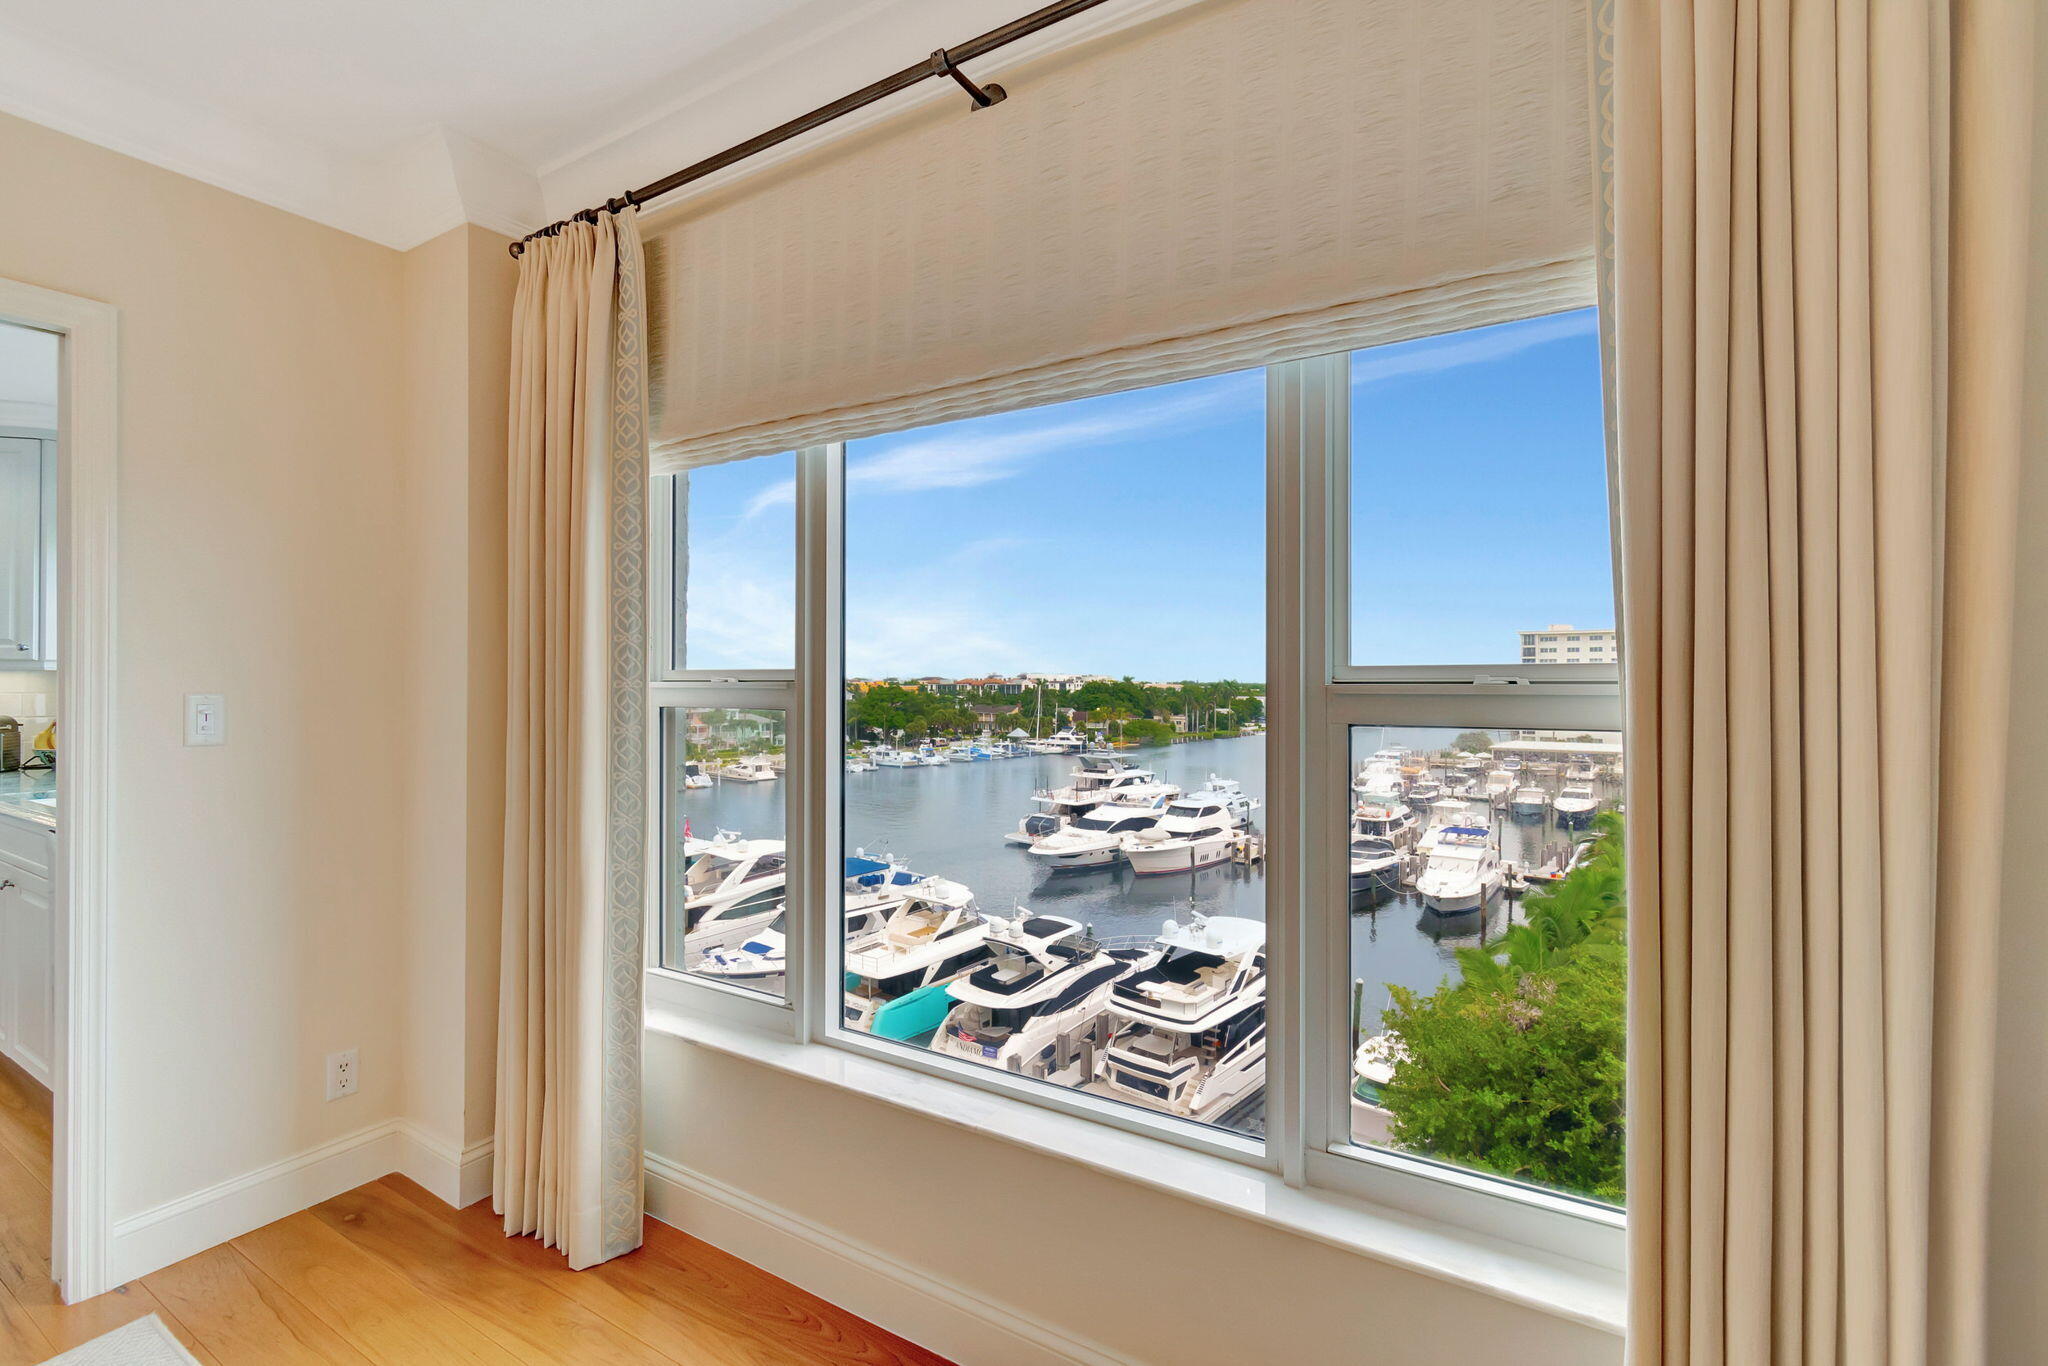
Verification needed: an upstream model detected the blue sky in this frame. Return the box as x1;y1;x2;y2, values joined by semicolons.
677;308;1611;680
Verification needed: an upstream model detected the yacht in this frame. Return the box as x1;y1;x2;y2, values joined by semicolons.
1350;1033;1402;1145
914;745;950;765
844;754;877;773
1442;770;1478;797
692;854;909;990
1351;799;1420;848
1042;728;1089;753
1025;795;1173;871
1482;767;1515;799
1349;835;1405;904
1552;783;1599;828
1094;916;1267;1125
932;914;1158;1081
1003;756;1178;846
723;756;779;782
679;836;788;957
871;746;918;768
681;761;712;791
1121;780;1260;877
843;882;990;1041
1405;777;1442;807
1510;786;1551;823
1415;825;1505;913
1565;757;1599;783
1352;758;1404;801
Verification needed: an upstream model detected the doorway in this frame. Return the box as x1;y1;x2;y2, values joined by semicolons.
0;277;117;1303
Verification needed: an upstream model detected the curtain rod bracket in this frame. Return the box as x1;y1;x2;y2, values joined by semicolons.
931;48;1006;109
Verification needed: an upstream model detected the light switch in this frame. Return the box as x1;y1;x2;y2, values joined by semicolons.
184;693;226;746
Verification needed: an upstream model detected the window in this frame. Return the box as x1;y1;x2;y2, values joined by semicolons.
839;369;1268;1140
649;300;1622;1261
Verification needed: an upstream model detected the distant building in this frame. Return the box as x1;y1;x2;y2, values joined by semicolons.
1518;624;1617;664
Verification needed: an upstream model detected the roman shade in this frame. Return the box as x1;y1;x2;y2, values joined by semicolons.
644;0;1595;470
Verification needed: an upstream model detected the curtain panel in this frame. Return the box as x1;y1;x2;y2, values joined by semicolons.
496;211;651;1270
643;0;1596;470
1610;0;2034;1361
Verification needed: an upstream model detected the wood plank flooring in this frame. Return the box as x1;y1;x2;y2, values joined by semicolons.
0;1058;950;1364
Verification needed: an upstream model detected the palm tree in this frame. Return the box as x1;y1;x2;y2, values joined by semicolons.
1454;812;1626;993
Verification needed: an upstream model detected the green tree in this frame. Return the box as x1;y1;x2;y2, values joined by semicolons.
1376;811;1627;1200
1451;730;1495;753
1378;955;1626;1201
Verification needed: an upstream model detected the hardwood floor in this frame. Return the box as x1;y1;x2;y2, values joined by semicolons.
0;1060;950;1364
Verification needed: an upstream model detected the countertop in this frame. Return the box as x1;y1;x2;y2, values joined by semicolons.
0;768;55;829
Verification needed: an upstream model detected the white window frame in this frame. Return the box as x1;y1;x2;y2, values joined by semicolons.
646;301;1626;1274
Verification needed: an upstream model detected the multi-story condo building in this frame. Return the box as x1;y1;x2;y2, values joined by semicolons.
1519;624;1618;664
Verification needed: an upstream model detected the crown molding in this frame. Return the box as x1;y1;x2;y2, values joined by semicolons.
0;0;1196;253
0;22;543;252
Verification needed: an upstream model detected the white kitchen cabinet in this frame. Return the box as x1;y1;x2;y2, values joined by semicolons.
0;818;54;1087
0;431;55;667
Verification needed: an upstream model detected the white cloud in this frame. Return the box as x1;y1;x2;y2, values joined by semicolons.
741;369;1263;519
1350;310;1596;390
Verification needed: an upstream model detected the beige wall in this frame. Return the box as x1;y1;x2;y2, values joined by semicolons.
1987;11;2048;1359
0;111;495;1223
396;223;512;1157
645;1039;1623;1365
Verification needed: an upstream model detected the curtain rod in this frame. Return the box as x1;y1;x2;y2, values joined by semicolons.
509;0;1115;258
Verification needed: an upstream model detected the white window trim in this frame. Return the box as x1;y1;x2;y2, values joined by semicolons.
645;302;1629;1293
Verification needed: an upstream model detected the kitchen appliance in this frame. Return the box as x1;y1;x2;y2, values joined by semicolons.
0;718;18;773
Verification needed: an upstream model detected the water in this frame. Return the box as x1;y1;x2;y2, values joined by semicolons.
681;731;1583;1013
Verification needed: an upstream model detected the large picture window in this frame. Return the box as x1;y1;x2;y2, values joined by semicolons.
839;371;1268;1138
649;298;1623;1259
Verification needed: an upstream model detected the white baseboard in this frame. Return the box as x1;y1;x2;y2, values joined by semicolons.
395;1124;494;1209
106;1120;490;1287
644;1152;1140;1366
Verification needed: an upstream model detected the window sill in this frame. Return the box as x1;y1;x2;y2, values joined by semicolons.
644;1006;1625;1337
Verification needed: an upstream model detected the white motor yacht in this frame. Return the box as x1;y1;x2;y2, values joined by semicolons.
693;854;909;990
1093;916;1267;1125
1352;758;1404;801
679;836;788;957
681;762;712;791
1042;728;1089;753
1349;835;1405;904
844;754;877;773
1405;777;1443;806
722;756;779;782
1510;786;1551;822
1552;783;1599;828
871;746;917;767
1004;755;1179;846
933;914;1158;1081
1121;779;1260;877
1415;825;1505;914
1350;1033;1403;1145
842;882;990;1039
1352;799;1421;847
1482;767;1515;799
1565;758;1599;783
1026;795;1173;870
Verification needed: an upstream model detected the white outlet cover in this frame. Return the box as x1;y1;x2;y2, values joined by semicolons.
325;1047;359;1101
184;693;226;746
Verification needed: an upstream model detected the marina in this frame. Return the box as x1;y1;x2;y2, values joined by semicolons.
675;728;1620;1143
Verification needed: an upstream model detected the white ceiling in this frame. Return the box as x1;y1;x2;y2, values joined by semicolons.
0;0;1154;250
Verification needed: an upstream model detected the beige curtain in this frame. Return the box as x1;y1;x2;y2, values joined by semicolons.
1610;0;2034;1360
496;210;651;1270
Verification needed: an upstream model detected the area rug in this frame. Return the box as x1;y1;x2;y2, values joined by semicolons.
39;1315;200;1365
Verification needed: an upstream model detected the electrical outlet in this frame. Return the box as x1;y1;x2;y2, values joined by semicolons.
325;1048;359;1101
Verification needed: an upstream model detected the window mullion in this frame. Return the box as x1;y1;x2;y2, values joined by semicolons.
794;443;844;1045
1267;353;1343;1185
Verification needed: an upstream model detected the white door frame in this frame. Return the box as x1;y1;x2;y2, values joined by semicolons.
0;277;117;1301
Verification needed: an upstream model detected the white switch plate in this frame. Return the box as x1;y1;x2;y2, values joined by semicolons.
184;693;226;746
325;1048;359;1101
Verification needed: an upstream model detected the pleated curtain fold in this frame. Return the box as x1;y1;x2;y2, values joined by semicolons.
1609;0;2034;1360
496;211;651;1270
